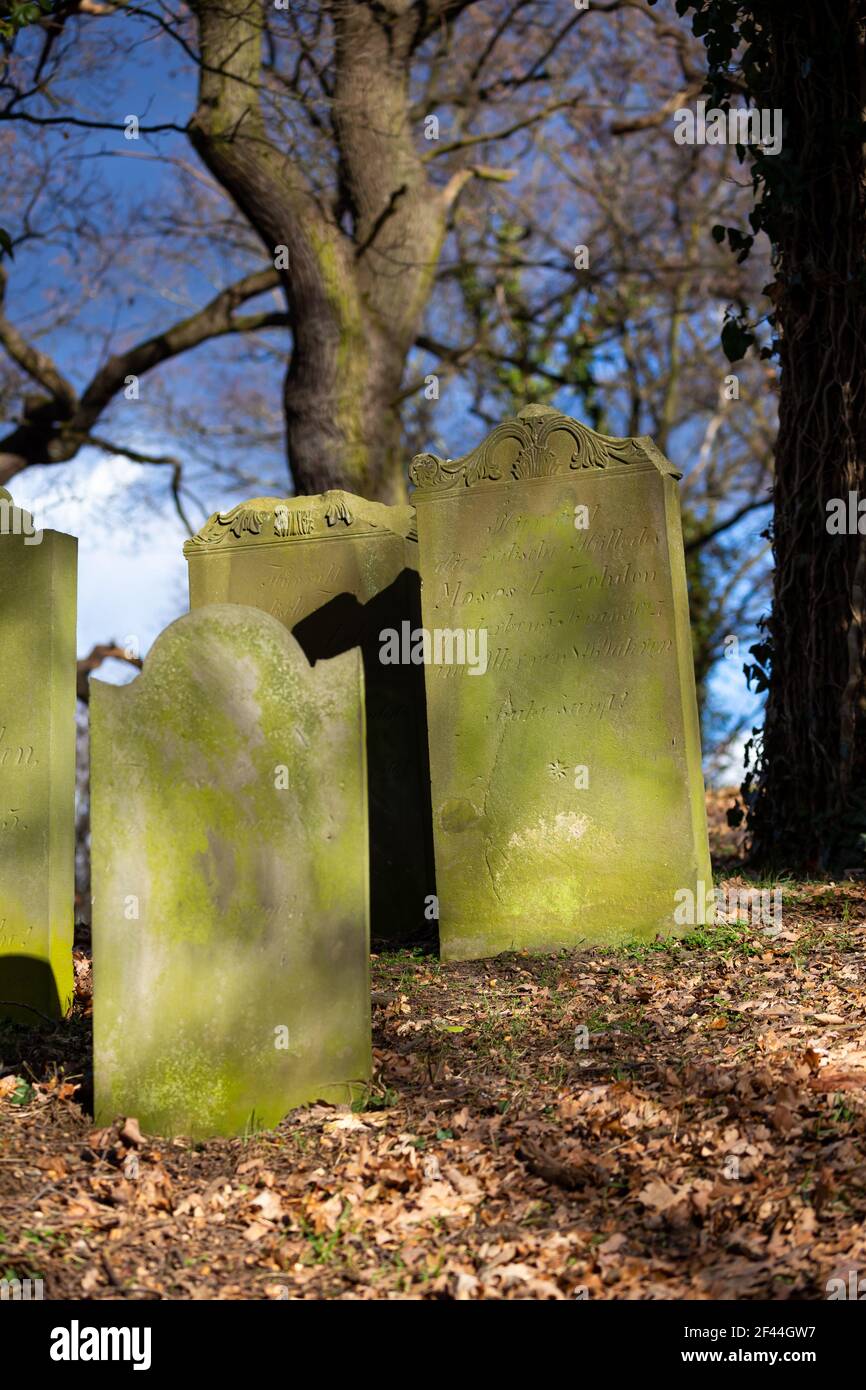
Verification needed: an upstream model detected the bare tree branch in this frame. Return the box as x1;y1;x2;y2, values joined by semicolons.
77;642;143;704
0;266;283;483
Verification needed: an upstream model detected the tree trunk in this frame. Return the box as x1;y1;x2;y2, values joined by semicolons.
190;0;451;503
747;1;866;871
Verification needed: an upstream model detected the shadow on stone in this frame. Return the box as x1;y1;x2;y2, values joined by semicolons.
293;570;437;950
0;954;63;1024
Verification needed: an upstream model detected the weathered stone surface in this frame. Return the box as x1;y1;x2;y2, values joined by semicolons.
0;488;76;1022
184;491;434;944
90;603;370;1138
410;406;712;959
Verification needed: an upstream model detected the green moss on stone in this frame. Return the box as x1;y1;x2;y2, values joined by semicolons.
90;604;370;1139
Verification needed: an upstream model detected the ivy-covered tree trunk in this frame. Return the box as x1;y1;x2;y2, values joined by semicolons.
745;1;866;869
686;0;866;870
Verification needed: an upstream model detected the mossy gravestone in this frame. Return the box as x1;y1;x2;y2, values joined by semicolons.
184;490;434;945
0;487;76;1022
90;604;370;1139
410;406;711;959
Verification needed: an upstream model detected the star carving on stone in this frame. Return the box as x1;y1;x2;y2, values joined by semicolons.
548;760;568;780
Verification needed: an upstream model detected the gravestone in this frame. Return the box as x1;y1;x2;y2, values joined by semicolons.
409;405;712;959
0;487;76;1022
184;490;434;945
90;603;370;1139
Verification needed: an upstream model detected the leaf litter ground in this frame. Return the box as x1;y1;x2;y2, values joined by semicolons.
2;800;865;1300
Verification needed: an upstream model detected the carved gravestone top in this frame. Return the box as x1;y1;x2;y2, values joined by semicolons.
409;403;681;494
409;406;710;959
183;488;416;553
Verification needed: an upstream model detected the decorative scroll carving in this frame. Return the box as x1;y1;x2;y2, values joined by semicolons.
324;495;353;528
275;505;316;538
184;489;417;554
185;502;273;547
409;404;679;494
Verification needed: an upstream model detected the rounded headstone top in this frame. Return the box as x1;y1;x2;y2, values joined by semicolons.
0;486;13;503
517;404;559;421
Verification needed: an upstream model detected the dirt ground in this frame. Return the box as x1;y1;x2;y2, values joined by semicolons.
2;797;865;1301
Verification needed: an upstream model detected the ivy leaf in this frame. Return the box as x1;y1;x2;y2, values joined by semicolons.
10;1077;34;1107
0;227;14;260
721;317;755;362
